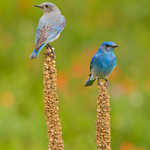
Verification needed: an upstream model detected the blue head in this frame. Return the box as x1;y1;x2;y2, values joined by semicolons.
99;41;118;52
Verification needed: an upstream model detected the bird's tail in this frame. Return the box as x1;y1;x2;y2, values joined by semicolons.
30;43;46;59
84;74;96;87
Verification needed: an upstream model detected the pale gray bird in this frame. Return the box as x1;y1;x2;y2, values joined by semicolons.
30;2;66;59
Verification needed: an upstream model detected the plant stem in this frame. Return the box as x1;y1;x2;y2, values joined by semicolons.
96;82;111;150
43;47;64;150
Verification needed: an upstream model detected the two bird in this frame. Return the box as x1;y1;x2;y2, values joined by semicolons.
30;2;118;87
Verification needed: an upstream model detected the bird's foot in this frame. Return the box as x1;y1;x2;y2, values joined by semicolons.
104;79;110;88
97;78;101;86
46;44;55;59
47;44;55;51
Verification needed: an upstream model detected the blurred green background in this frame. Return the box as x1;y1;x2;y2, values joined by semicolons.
1;0;150;150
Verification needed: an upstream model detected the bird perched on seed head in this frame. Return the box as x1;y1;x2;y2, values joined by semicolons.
85;41;118;87
30;2;66;59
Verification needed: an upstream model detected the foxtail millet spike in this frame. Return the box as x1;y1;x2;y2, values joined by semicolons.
96;81;111;150
43;47;64;150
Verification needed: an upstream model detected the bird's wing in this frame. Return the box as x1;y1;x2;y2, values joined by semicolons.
45;15;65;43
35;15;66;50
50;15;66;33
90;53;105;72
35;25;52;50
90;55;97;72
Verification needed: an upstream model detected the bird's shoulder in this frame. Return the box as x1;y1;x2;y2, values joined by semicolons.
92;51;103;61
37;14;65;31
90;53;101;70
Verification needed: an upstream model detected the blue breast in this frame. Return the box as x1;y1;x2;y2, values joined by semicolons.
93;51;116;77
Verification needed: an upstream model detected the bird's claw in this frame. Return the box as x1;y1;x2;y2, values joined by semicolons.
46;44;56;59
97;78;101;86
104;79;110;88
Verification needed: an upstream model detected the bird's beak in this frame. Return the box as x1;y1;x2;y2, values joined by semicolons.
34;5;43;9
112;44;119;48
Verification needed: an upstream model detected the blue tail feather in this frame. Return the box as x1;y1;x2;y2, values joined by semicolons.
84;78;96;87
30;43;46;59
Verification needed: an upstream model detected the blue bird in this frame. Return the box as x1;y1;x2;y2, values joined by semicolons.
30;2;66;59
85;41;118;87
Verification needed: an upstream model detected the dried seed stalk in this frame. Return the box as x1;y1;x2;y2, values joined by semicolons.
43;47;64;150
96;82;111;150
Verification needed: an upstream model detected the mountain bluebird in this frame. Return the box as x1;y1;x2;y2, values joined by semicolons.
30;2;66;59
85;41;118;87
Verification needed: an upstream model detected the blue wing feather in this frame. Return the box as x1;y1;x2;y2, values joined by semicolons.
30;15;66;59
90;55;97;72
30;43;46;59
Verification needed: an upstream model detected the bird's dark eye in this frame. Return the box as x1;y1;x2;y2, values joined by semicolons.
45;5;48;8
105;44;110;47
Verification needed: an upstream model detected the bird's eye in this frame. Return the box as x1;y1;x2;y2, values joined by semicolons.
45;5;48;8
105;44;110;47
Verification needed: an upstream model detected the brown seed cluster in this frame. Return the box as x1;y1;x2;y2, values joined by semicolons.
96;82;111;150
43;47;64;150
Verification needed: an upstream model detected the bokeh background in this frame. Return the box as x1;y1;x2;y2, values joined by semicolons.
1;0;150;150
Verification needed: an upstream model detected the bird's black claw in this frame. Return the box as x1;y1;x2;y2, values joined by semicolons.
46;44;55;58
104;79;110;88
97;78;101;86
